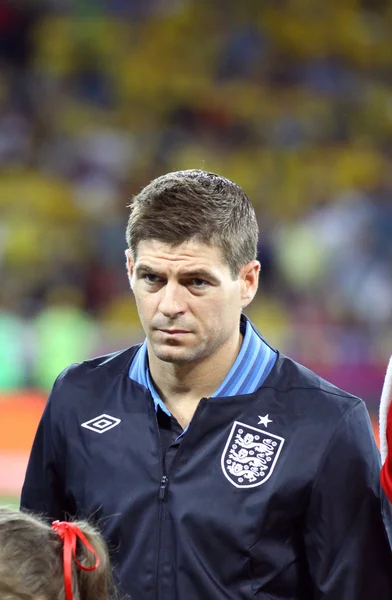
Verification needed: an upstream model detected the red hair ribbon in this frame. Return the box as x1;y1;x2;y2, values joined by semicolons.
52;520;100;600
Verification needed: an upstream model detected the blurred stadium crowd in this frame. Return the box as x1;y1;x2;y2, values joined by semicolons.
0;0;391;395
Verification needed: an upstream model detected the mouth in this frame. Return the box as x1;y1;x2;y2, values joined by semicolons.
157;329;190;335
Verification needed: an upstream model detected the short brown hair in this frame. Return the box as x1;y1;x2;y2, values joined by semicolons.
126;170;259;277
0;508;116;600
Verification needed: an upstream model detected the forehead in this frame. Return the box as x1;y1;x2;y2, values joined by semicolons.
135;240;228;271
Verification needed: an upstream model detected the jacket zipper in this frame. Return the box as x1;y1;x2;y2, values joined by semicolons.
154;398;208;600
155;408;167;600
159;474;168;500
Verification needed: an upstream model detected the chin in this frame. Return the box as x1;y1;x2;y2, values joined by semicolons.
152;345;198;364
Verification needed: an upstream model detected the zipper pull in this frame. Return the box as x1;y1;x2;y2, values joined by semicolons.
159;475;168;500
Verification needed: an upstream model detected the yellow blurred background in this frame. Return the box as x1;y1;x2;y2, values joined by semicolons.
1;0;391;502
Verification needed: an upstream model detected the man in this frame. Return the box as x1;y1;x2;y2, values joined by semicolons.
21;170;392;599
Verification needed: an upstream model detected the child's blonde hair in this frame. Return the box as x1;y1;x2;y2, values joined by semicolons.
0;508;115;600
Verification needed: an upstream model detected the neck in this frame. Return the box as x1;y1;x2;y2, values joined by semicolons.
147;330;243;415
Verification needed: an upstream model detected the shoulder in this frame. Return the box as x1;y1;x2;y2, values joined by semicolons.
265;353;363;419
261;355;375;463
248;317;361;417
52;345;141;394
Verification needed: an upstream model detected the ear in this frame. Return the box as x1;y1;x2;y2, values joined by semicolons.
238;260;260;309
125;249;135;289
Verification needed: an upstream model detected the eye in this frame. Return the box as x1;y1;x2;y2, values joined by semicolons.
143;274;161;284
190;278;208;288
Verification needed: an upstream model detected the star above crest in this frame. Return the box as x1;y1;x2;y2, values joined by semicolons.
258;414;272;427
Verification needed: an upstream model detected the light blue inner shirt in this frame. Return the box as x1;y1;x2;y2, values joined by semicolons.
129;315;277;427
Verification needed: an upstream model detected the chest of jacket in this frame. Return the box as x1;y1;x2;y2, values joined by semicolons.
59;383;330;599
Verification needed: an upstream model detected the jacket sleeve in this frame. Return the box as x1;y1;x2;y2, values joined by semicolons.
20;384;74;521
304;399;392;599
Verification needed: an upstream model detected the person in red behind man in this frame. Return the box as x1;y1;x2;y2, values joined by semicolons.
380;357;392;502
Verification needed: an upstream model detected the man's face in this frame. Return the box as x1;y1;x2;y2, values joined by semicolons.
127;240;259;365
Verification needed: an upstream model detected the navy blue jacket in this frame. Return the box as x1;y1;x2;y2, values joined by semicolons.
21;345;392;599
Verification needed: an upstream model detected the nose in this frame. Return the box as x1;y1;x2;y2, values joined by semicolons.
158;282;186;318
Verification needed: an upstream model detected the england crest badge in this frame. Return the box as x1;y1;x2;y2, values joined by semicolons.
221;421;285;488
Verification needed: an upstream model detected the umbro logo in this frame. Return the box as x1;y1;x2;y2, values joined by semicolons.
81;414;121;434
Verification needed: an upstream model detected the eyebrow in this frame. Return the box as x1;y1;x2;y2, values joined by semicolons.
135;265;220;284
